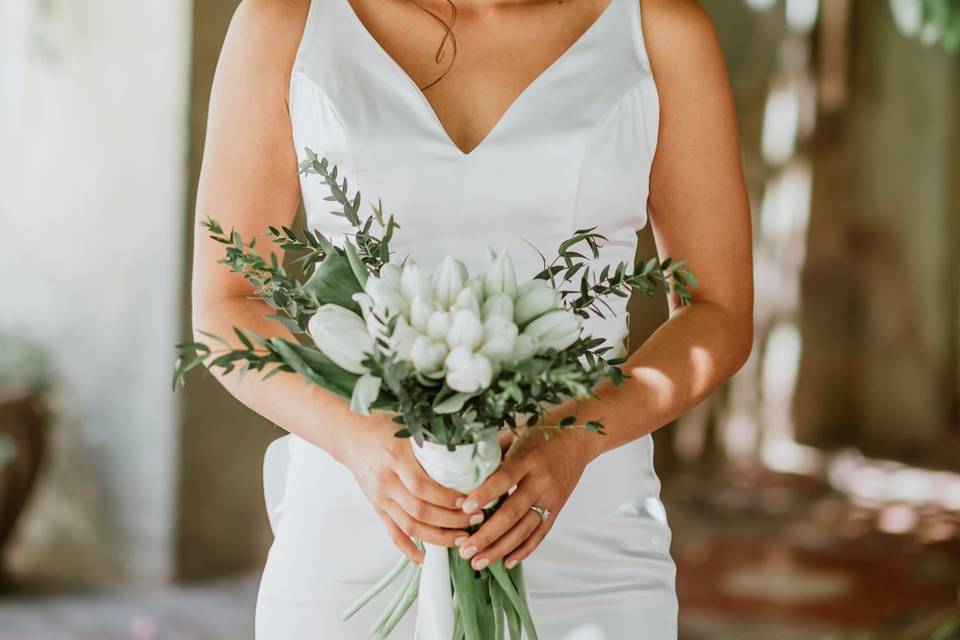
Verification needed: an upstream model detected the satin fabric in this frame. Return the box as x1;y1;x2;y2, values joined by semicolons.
256;0;678;637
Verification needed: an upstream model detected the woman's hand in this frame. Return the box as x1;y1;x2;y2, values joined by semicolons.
454;425;602;571
338;413;482;564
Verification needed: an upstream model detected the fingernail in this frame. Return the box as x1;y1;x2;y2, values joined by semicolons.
454;536;467;546
505;559;518;569
462;500;478;513
469;513;484;526
460;545;477;559
473;558;490;570
455;497;465;508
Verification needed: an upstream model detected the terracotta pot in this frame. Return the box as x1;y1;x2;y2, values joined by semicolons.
0;387;47;579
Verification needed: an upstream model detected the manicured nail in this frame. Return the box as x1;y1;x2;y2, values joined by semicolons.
455;497;465;508
460;545;477;559
505;559;518;569
473;558;490;570
454;536;467;546
469;513;484;526
462;500;478;513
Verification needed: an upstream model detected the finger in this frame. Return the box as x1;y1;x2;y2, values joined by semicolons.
388;483;477;529
503;520;551;569
461;462;529;515
458;484;539;560
377;510;423;564
395;451;467;510
382;499;468;548
469;510;544;570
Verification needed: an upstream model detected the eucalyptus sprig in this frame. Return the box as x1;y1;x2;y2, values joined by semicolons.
533;226;697;319
298;148;400;271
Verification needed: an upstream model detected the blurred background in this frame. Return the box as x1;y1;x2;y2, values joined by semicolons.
0;0;957;638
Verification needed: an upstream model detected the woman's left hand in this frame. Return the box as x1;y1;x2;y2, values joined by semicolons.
455;425;602;571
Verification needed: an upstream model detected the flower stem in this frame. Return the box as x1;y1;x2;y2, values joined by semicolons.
378;563;421;638
342;555;410;621
488;560;539;640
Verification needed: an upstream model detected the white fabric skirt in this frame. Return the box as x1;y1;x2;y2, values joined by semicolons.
255;434;678;639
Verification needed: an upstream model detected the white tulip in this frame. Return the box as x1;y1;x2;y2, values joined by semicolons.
426;310;453;342
482;292;513;321
308;305;375;374
523;309;583;352
446;309;484;351
364;275;408;319
452;287;481;316
466;276;484;302
433;256;466;309
445;347;494;393
387;317;419;361
409;295;437;333
514;279;562;325
513;333;539;362
410;336;448;373
379;262;403;292
401;262;432;303
480;316;519;364
483;250;518;299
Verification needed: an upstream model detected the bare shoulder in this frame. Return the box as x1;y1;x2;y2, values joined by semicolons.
220;0;311;90
638;0;726;84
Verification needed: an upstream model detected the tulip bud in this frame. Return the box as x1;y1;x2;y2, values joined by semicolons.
512;333;539;362
308;305;375;374
446;309;484;351
433;256;466;309
523;309;582;352
482;292;513;321
401;262;432;303
483;250;518;299
445;347;494;393
364;276;408;319
379;262;403;292
514;279;562;326
387;317;419;361
426;310;452;342
452;287;481;317
466;276;484;302
410;336;448;373
409;295;436;333
480;316;519;364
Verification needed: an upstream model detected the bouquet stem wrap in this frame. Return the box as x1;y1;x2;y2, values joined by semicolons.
410;437;502;640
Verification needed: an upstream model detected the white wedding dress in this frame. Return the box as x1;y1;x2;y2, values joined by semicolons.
255;0;678;637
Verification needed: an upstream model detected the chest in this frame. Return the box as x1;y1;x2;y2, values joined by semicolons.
288;0;658;275
346;0;616;155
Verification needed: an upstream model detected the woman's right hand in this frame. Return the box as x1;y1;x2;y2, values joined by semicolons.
336;413;483;564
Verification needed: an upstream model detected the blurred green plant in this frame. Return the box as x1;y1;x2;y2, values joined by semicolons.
889;0;960;51
0;329;53;393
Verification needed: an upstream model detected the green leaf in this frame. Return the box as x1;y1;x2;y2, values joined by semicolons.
433;392;474;414
343;238;369;288
303;251;363;312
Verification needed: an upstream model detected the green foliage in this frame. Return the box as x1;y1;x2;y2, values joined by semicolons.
532;227;696;318
890;0;960;52
179;153;698;449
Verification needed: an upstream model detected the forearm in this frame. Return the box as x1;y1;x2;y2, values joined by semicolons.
192;295;368;463
548;300;752;460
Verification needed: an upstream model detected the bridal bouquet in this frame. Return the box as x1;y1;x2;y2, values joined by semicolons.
174;149;696;640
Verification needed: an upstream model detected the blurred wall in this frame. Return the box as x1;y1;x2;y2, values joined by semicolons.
0;0;193;581
176;0;278;579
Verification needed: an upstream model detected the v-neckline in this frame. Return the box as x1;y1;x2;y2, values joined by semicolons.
340;0;620;158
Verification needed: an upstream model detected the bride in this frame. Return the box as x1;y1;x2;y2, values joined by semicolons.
192;0;753;637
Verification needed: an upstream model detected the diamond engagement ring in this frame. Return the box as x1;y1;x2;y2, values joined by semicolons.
530;505;550;522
